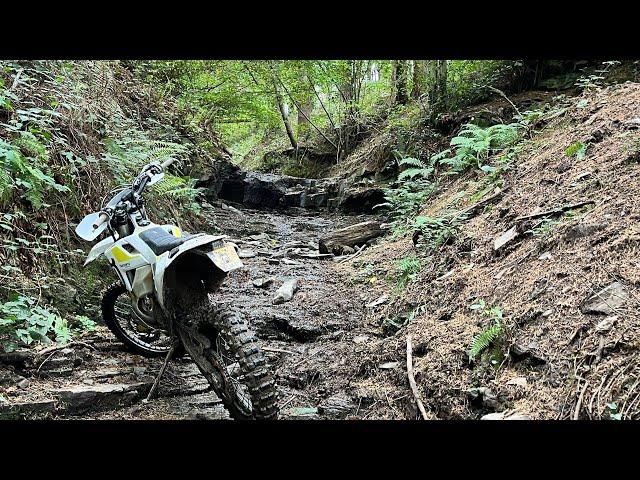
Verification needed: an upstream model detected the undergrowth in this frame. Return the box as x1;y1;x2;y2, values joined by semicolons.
468;299;505;364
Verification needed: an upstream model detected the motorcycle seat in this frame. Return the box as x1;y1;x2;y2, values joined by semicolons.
139;227;195;255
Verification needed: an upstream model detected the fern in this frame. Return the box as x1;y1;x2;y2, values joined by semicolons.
468;299;505;361
439;122;521;173
469;321;503;361
398;157;434;181
0;137;70;209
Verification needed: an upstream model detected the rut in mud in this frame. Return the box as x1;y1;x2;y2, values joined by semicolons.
0;204;388;420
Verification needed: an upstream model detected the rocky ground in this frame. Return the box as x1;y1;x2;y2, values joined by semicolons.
0;204;394;420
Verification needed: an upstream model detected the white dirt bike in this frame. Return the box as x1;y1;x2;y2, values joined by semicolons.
75;158;278;419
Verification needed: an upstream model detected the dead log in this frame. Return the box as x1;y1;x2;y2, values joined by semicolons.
318;221;384;254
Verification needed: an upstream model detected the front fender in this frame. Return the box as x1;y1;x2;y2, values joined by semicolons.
83;236;116;266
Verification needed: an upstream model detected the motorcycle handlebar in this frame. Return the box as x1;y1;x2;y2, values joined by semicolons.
160;157;176;170
92;212;109;230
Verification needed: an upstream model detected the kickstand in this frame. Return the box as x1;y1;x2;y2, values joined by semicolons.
144;342;176;403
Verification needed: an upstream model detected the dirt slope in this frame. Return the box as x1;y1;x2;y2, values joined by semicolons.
337;81;640;419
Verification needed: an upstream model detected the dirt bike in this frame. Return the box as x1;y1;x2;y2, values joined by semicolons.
75;158;278;419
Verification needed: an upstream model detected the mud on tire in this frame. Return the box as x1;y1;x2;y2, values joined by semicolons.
179;302;279;420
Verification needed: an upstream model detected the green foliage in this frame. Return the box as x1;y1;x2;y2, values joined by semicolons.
71;315;97;332
447;61;524;110
0;295;72;351
565;141;587;160
384;155;437;235
397;157;434;180
575;61;621;90
150;173;203;214
0;135;70;209
606;402;622;420
395;255;421;289
412;213;465;250
468;299;505;362
440;123;521;173
102;130;188;184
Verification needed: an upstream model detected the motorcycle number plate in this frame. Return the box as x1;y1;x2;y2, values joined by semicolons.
207;244;243;273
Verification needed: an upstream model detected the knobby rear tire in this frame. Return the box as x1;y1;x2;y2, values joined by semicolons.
179;303;279;420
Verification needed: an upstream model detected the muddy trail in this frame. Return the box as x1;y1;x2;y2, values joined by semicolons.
0;204;388;420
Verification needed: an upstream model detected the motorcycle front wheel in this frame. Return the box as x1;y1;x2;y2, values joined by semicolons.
102;282;184;358
177;301;279;420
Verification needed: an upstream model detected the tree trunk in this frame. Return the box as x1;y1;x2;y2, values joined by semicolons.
428;60;448;117
411;60;427;99
296;75;314;139
272;77;297;150
318;221;384;254
392;60;409;105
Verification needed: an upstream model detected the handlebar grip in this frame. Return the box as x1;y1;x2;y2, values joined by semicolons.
92;212;109;230
160;157;176;170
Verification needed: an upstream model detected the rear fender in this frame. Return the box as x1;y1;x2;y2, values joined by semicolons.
153;235;242;306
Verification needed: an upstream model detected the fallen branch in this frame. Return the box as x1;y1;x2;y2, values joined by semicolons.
485;85;522;118
573;380;589;420
338;244;366;264
406;334;429;420
452;187;508;222
515;200;595;222
35;340;97;358
263;346;298;355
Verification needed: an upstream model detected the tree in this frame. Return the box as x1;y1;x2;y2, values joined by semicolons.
392;60;409;105
428;60;448;116
411;60;427;99
271;73;298;151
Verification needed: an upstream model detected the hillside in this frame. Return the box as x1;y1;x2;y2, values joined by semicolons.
1;60;639;421
335;81;640;419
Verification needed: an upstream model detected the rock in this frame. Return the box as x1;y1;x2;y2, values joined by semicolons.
353;335;370;344
0;350;34;367
301;192;328;209
283;191;303;207
268;316;323;342
318;393;355;418
379;361;400;370
252;277;274;288
538;251;553;260
54;382;151;413
338;186;386;213
494;225;519;250
197;157;246;203
506;377;528;388
272;279;300;305
595;315;617;333
0;399;57;419
287;406;319;418
0;369;26;387
17;378;30;389
341;246;355;255
467;387;502;410
481;411;532;420
510;342;547;365
366;294;389;309
564;222;607;242
282;258;303;266
238;249;256;259
94;368;124;379
293;253;334;260
132;366;147;376
581;282;628;314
